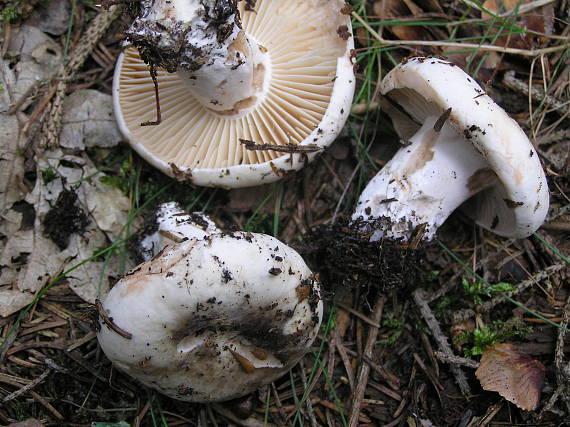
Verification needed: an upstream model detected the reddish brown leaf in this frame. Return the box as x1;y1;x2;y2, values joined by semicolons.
475;343;545;411
482;0;554;49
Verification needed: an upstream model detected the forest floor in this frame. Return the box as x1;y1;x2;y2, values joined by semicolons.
0;0;569;426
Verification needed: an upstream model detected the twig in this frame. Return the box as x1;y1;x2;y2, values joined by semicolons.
298;360;319;427
30;390;64;420
333;331;356;390
239;139;321;153
352;11;570;57
331;162;361;223
3;369;52;402
348;296;385;427
453;264;566;322
541;294;570;415
413;289;471;396
96;299;132;340
140;64;162;126
336;302;380;328
541;221;570;232
503;71;570;114
433;351;480;369
343;347;401;390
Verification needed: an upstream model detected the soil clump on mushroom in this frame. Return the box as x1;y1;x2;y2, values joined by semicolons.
301;217;425;296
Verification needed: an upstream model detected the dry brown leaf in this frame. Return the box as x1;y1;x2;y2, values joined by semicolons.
475;343;545;411
373;0;439;42
482;0;554;49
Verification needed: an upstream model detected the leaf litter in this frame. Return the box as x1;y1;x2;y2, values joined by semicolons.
1;1;569;425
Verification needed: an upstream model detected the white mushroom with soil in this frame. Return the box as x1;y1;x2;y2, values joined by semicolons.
97;203;322;402
353;57;549;242
114;0;355;188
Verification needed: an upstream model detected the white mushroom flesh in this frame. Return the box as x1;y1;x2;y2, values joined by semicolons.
355;116;495;241
98;231;322;402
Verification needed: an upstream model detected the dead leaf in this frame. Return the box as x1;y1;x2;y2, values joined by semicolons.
0;289;35;317
482;0;554;50
59;90;123;150
475;343;545;411
0;151;132;307
0;113;27;219
373;0;448;45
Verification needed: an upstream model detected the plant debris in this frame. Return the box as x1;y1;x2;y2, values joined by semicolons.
476;343;545;411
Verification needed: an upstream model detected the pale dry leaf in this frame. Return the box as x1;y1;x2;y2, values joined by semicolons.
0;288;35;317
0;113;26;215
0;152;131;304
475;343;545;411
5;26;63;112
59;89;122;150
26;0;72;36
84;178;132;239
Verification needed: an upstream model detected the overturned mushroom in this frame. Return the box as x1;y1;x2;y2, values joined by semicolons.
97;203;322;402
114;0;355;187
353;57;549;242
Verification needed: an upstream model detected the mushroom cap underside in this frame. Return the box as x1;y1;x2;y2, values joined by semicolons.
97;232;323;402
113;0;355;188
379;57;549;238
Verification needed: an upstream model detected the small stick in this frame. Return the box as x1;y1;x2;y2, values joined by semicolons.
348;296;385;427
30;390;64;420
240;139;321;153
433;351;480;369
541;293;570;415
336;302;380;328
141;64;162;126
95;299;132;339
3;369;51;403
298;360;319;427
413;289;471;396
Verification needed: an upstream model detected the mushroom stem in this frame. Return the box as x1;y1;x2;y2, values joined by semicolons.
353;116;498;241
127;0;270;115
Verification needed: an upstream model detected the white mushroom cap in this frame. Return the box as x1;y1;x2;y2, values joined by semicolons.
354;57;549;240
113;0;355;188
97;223;322;402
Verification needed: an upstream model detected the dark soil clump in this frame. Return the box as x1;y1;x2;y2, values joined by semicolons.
301;217;425;297
43;189;89;250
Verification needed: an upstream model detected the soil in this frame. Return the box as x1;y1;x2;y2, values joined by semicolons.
43;189;89;250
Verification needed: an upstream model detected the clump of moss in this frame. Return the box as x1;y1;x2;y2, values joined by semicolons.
1;0;44;22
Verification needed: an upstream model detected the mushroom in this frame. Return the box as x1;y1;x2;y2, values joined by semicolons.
97;203;322;402
353;57;549;242
114;0;355;188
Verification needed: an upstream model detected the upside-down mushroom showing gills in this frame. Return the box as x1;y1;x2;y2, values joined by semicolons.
114;0;355;188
